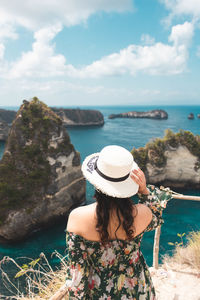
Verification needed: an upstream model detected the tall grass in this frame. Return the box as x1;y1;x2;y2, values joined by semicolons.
0;251;67;300
164;231;200;271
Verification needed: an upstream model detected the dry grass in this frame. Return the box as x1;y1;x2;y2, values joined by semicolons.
163;231;200;271
0;251;67;300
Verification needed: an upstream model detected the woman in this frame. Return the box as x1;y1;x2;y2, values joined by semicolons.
66;145;171;299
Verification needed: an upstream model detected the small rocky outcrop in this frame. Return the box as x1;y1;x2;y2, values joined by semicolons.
0;121;10;141
52;108;104;127
0;98;85;242
131;129;200;189
109;109;168;120
188;113;194;120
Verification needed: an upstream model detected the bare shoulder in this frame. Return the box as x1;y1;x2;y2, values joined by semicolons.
135;203;152;226
69;203;95;217
67;204;96;234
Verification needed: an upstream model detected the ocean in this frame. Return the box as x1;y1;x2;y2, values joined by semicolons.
0;105;200;296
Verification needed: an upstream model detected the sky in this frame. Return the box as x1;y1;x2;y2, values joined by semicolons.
0;0;200;107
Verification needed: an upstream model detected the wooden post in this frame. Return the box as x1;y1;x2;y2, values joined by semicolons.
153;220;162;269
152;193;200;269
49;285;69;300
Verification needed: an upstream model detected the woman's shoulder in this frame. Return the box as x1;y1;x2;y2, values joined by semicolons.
134;203;153;232
67;203;96;235
69;203;96;216
136;203;152;217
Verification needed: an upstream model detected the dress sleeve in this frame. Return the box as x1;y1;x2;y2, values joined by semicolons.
138;185;172;232
65;232;89;299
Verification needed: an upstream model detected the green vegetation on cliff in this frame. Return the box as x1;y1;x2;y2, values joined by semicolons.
131;129;200;172
0;97;76;224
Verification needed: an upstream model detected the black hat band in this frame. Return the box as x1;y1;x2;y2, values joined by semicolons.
94;160;130;182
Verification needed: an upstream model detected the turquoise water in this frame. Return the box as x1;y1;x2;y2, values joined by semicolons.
0;105;200;295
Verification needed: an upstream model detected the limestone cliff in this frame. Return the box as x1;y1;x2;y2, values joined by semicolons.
131;129;200;189
0;98;85;242
52;108;104;127
109;109;168;120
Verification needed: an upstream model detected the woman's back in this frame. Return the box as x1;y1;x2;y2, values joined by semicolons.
67;202;152;242
65;145;172;299
65;185;172;299
66;229;151;299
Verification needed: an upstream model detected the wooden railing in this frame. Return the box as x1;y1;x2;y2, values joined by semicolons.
153;192;200;269
50;192;200;300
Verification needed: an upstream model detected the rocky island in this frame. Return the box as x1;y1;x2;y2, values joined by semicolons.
188;113;194;120
131;129;200;189
0;108;17;124
0;98;85;242
109;109;168;120
52;107;104;127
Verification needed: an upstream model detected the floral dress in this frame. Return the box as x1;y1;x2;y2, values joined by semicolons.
65;185;172;300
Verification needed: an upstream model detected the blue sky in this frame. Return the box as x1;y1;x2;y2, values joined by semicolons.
0;0;200;106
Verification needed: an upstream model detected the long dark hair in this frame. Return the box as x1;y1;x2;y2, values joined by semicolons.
94;189;137;243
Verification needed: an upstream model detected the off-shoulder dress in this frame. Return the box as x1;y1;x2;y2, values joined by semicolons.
65;185;172;300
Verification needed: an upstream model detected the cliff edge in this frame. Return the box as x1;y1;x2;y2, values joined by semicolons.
131;129;200;189
0;98;85;242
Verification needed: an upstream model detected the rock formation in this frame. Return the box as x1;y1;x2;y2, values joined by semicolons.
52;108;104;127
109;109;168;120
0;98;85;242
131;129;200;189
188;113;194;120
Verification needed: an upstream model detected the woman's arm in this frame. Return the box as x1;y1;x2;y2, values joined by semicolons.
130;168;172;232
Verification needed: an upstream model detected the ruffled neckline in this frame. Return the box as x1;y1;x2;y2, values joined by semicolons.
66;230;144;244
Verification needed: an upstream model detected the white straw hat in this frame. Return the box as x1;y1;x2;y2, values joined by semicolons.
81;145;139;198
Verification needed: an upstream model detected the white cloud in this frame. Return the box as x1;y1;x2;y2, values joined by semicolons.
0;0;133;30
6;22;193;80
161;0;200;18
0;0;133;79
168;21;194;46
68;22;194;78
141;34;155;45
8;24;67;78
0;23;18;41
0;44;5;60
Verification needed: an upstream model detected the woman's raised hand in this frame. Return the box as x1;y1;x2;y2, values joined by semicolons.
130;168;149;195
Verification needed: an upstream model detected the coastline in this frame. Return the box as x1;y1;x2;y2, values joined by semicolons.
0;105;200;296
